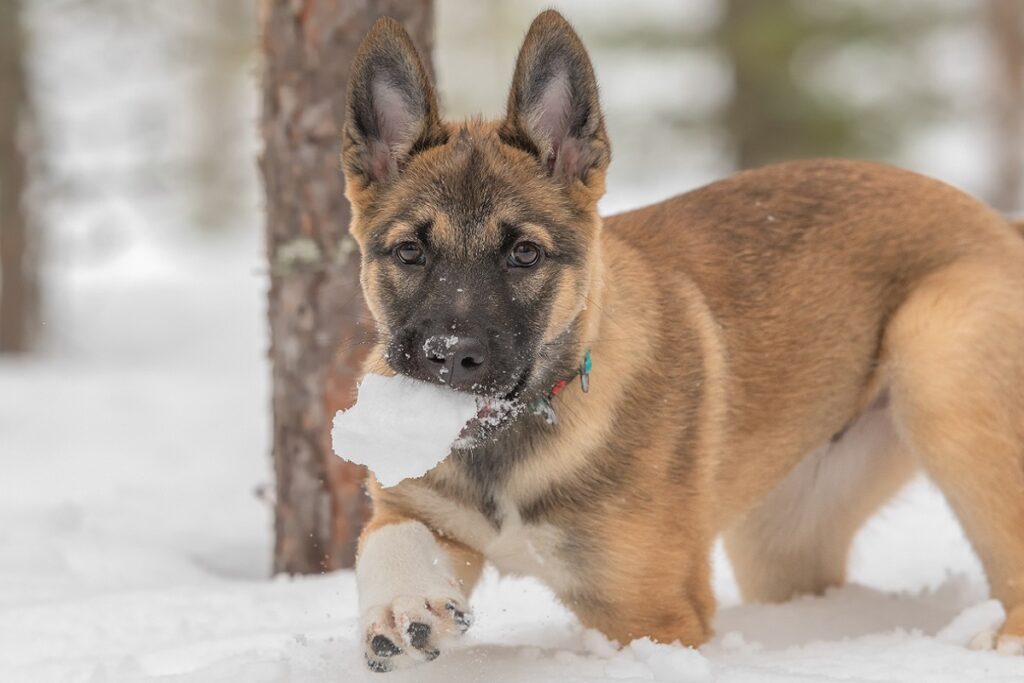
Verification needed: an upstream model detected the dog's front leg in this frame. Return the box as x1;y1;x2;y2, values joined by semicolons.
357;512;482;672
565;526;717;649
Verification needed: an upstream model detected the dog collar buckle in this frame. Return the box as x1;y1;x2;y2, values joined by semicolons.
530;350;592;426
530;396;558;425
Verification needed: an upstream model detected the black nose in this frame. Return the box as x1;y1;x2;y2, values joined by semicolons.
422;335;488;390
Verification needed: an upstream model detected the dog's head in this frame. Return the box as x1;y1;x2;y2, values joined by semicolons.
342;11;608;415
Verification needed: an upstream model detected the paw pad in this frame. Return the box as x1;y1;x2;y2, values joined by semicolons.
371;635;402;658
406;622;432;650
447;601;472;632
361;597;474;671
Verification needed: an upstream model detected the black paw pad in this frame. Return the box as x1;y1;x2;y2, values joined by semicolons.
446;602;472;632
371;634;401;658
365;654;393;673
406;622;432;650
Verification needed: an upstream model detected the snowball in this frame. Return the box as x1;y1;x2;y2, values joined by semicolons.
331;374;480;487
582;628;621;658
717;630;761;653
718;631;746;651
605;638;713;683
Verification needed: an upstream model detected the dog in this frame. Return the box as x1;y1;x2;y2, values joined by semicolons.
339;10;1024;672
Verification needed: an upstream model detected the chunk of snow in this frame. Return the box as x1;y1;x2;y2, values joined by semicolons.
718;630;762;653
618;637;713;683
582;628;620;658
585;629;713;683
331;374;479;487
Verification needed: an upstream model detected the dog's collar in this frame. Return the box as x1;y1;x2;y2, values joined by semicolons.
529;350;592;426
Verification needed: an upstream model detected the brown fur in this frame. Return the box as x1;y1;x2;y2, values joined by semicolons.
345;11;1024;660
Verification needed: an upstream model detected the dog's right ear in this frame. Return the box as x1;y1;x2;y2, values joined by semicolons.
342;17;446;193
499;11;609;189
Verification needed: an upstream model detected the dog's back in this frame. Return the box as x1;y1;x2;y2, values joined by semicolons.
605;158;1023;520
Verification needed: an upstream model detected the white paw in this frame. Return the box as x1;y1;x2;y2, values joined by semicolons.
356;522;474;672
969;629;1024;656
362;595;473;672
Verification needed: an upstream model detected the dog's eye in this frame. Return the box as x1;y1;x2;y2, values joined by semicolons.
394;241;425;266
508;241;542;268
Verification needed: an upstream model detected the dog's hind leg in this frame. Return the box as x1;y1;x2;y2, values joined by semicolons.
885;257;1024;654
724;405;916;603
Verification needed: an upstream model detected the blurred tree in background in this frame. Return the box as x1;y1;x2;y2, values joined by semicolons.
719;0;959;168
186;0;258;232
0;0;38;353
21;0;258;247
984;0;1024;212
716;0;1021;206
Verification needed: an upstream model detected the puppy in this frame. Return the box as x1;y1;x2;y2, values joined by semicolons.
339;11;1024;671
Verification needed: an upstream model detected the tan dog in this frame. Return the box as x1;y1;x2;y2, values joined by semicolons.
339;11;1024;672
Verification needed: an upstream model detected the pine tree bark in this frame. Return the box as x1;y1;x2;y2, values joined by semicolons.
260;0;434;574
0;0;36;354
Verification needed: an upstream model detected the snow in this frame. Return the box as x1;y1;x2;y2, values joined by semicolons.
332;374;480;487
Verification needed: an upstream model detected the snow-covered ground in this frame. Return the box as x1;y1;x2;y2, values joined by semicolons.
3;231;1024;683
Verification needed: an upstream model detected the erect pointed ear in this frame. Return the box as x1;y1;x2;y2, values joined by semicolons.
499;11;610;186
342;17;446;189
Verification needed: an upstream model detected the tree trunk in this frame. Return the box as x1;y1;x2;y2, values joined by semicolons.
0;0;36;354
985;0;1024;213
260;0;434;574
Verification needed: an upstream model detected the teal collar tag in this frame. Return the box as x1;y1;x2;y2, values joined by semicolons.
580;350;592;393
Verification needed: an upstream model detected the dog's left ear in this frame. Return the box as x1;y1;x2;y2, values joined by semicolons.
500;11;610;187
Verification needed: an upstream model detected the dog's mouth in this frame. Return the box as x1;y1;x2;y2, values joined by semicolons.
451;366;533;449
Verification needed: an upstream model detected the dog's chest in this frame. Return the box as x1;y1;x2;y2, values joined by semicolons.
427;489;578;593
483;500;572;586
